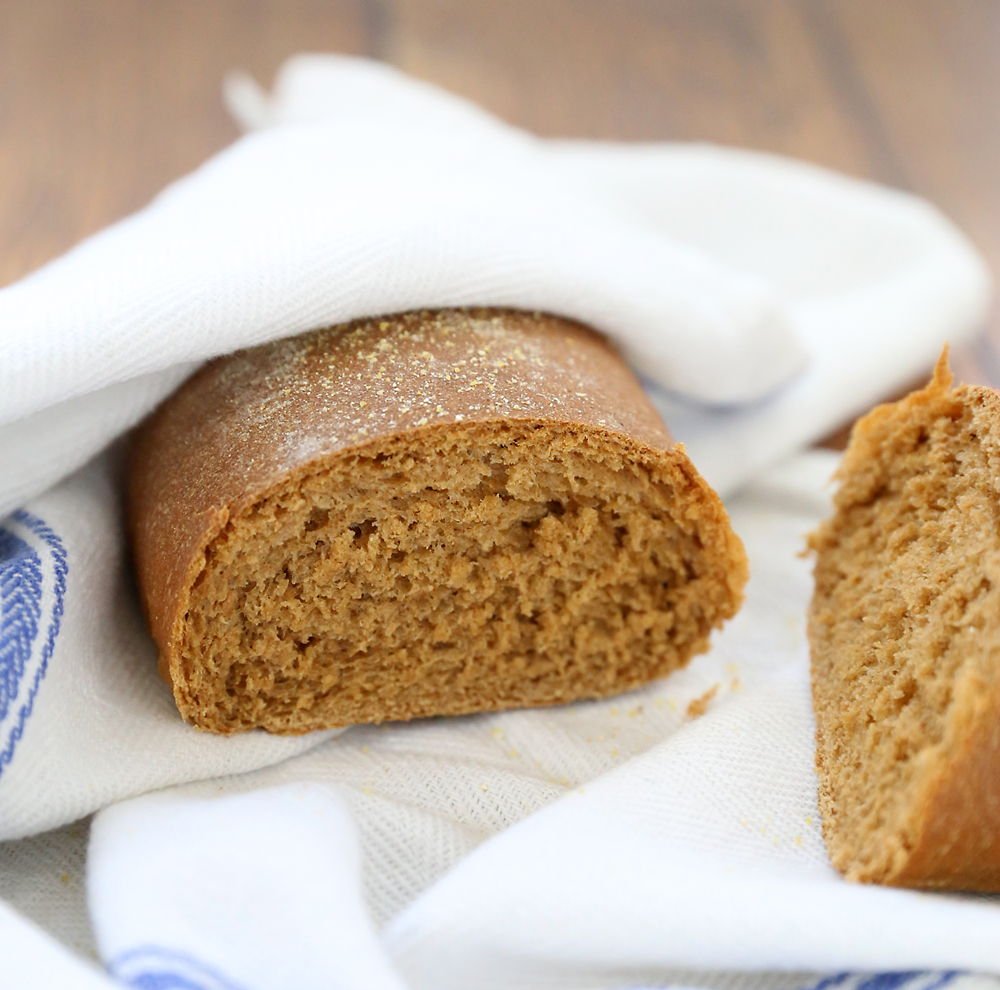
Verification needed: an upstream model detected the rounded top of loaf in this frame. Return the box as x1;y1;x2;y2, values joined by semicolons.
195;308;669;475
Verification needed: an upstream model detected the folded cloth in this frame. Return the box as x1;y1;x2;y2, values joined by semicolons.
0;55;990;518
74;452;999;990
0;53;996;989
0;898;114;990
235;57;992;498
90;784;406;990
0;53;991;842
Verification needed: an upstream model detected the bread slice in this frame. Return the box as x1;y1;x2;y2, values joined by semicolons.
127;309;747;735
809;350;1000;889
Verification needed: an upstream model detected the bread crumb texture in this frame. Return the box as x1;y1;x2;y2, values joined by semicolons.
128;309;747;736
686;683;720;719
809;352;1000;890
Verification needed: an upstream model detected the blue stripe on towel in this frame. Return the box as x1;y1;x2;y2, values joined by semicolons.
625;971;962;990
805;972;961;990
855;975;941;990
807;974;853;990
0;510;67;777
109;947;250;990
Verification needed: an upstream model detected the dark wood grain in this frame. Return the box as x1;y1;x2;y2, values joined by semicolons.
389;0;875;171
1;0;997;403
817;0;1000;388
0;0;371;285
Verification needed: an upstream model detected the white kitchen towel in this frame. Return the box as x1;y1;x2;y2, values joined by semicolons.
0;53;989;844
0;898;114;990
0;53;995;989
0;53;990;519
81;451;1000;990
90;784;407;990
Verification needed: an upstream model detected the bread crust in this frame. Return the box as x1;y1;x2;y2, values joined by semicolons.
128;308;747;733
891;678;1000;888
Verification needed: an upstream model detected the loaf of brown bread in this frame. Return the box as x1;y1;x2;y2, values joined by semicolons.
809;350;1000;890
127;308;747;735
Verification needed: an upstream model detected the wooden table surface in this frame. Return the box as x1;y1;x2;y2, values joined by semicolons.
3;0;999;401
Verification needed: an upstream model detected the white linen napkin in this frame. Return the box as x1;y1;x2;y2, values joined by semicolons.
0;53;996;990
231;56;993;497
90;784;406;990
79;452;1000;990
0;898;114;990
0;54;989;519
0;53;991;843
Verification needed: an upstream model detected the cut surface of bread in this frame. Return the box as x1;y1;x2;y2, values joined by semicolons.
809;352;1000;890
128;309;747;735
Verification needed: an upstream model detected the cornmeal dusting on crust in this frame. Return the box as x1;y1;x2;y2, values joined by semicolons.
208;309;670;477
128;309;748;737
808;348;1000;891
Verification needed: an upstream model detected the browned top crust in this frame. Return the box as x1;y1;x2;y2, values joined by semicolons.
128;309;690;685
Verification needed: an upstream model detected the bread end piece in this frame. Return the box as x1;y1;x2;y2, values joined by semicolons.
809;347;1000;890
128;309;747;735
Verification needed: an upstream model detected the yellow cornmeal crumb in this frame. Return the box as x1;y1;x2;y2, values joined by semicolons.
686;683;720;718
